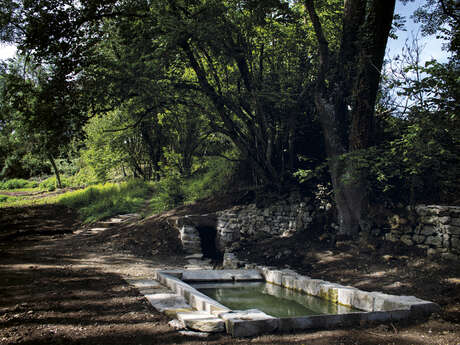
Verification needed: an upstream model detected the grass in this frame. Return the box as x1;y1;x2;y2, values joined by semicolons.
0;179;153;223
58;179;152;223
0;178;38;190
0;194;60;208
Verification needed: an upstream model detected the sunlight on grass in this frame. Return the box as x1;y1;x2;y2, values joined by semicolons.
0;194;60;208
58;179;152;223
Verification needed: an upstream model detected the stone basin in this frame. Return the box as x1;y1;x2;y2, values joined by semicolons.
144;267;440;337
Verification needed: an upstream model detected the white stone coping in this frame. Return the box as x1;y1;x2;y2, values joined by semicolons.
151;268;440;337
257;266;440;316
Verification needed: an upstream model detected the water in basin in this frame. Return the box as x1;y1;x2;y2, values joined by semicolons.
193;281;360;318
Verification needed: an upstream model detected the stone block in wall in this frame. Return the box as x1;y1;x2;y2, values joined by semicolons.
427;247;446;256
442;234;450;248
415;205;450;217
400;235;413;246
441;252;459;260
420;225;436;236
448;207;460;217
451;218;460;227
451;236;460;249
421;216;451;225
440;225;460;236
412;234;426;244
385;233;400;242
416;244;428;249
425;235;442;247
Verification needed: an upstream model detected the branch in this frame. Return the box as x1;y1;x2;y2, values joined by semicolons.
103;107;154;133
304;0;330;82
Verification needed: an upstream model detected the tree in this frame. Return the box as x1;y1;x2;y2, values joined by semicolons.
0;56;86;187
2;0;326;188
304;0;396;235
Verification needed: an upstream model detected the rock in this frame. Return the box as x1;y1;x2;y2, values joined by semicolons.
425;235;442;247
177;312;225;333
412;235;426;244
451;236;460;249
168;319;185;330
421;226;436;236
184;318;225;333
441;225;460;235
441;252;459;260
178;330;210;338
185;254;203;260
400;235;413;246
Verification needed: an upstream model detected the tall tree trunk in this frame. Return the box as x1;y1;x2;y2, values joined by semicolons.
305;0;396;236
48;154;62;189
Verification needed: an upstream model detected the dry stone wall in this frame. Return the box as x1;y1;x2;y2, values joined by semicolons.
176;195;459;260
383;205;460;259
215;196;315;251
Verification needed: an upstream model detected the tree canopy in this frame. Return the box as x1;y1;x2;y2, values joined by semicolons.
1;0;458;234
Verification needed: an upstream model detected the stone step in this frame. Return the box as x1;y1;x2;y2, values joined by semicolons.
180;233;201;242
144;293;191;313
185;254;203;260
177;311;225;333
89;227;108;232
118;213;141;220
125;278;162;289
181;241;202;250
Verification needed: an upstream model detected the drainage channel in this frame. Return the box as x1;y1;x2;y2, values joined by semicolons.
125;268;440;337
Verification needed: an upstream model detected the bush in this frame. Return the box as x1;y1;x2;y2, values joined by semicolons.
184;157;234;202
58;179;152;223
39;176;70;191
0;178;38;190
0;194;19;203
149;173;185;213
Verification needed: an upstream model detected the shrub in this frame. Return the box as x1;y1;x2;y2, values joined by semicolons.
39;176;70;191
184;157;234;202
149;173;185;213
0;178;38;190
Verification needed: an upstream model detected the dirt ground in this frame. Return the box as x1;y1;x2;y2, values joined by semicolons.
1;201;459;345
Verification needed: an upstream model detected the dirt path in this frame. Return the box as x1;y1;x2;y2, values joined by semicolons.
0;205;459;344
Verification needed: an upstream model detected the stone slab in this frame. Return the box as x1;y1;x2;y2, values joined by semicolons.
125;279;162;289
181;269;262;282
185;254;204;260
227;318;279;337
178;330;210;338
144;293;191;312
219;309;275;321
177;311;225;333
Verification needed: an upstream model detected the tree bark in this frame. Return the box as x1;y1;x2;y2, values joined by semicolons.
48;154;62;189
305;0;396;236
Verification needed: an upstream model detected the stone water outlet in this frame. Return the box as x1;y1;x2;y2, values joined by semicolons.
124;268;440;337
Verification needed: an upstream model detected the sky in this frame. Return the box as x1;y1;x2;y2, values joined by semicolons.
0;1;450;63
386;0;449;63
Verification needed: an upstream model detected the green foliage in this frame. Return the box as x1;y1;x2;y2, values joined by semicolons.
58;179;151;223
184;157;234;202
149;172;185;213
0;194;19;203
0;178;38;189
39;176;70;191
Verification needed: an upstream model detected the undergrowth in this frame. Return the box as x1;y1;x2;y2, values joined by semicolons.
0;178;38;190
148;157;233;214
58;179;152;223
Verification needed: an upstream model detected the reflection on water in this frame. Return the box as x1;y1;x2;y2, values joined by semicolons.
193;282;358;317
